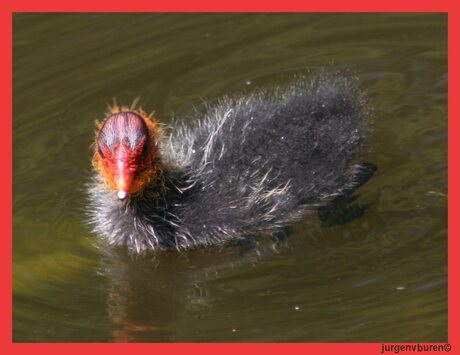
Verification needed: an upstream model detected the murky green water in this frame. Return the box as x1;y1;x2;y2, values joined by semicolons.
13;13;447;342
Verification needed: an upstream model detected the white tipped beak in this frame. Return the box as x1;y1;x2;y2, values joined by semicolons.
117;190;128;200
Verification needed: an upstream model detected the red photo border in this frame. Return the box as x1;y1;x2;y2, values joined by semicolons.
2;1;457;354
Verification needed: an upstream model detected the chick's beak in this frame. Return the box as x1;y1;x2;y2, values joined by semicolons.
115;160;135;200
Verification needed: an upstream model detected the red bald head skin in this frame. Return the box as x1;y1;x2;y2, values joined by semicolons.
93;111;159;200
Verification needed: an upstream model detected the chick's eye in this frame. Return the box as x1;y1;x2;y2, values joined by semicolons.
141;140;151;157
97;144;105;158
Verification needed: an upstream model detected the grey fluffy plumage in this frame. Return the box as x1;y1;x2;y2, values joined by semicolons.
87;73;375;253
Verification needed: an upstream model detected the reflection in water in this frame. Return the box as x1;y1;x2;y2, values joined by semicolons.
97;236;287;342
103;252;173;341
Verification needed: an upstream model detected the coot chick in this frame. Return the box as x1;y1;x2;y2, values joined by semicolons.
87;73;375;253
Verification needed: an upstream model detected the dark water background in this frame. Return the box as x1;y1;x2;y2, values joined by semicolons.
13;13;447;342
